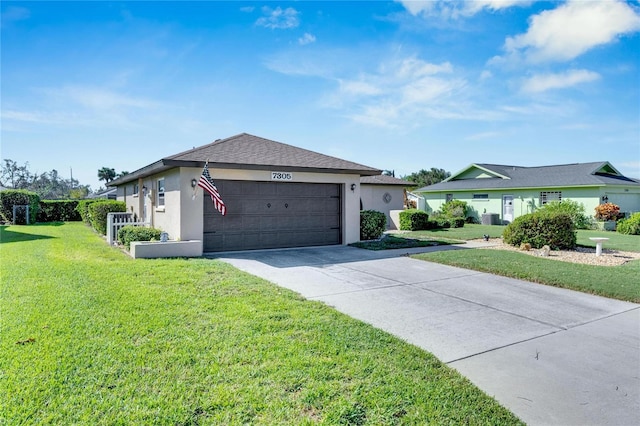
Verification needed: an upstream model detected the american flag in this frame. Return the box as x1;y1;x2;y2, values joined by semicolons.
198;162;226;216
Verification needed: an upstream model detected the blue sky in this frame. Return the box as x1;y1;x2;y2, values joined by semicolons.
2;1;639;191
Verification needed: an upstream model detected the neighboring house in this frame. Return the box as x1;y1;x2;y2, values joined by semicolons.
360;174;415;229
87;187;117;200
416;162;640;224
109;133;381;253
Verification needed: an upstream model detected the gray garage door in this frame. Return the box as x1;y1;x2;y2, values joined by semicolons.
204;180;341;252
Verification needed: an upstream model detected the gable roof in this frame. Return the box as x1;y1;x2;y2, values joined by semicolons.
417;162;639;192
360;175;415;186
111;133;381;186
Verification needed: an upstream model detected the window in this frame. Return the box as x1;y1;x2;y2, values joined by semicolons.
473;194;489;200
157;178;165;207
540;191;561;205
446;194;453;202
133;183;139;197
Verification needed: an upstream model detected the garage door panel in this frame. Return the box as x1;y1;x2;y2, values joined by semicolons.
204;180;342;252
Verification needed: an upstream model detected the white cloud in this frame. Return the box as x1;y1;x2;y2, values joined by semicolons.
256;6;300;29
503;0;640;63
396;0;531;19
298;32;316;45
521;69;600;93
45;86;160;110
239;6;255;13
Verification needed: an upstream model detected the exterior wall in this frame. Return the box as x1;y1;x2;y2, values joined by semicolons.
121;166;362;247
360;185;406;229
421;185;640;223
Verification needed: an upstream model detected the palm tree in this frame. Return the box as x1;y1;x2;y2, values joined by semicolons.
97;167;116;183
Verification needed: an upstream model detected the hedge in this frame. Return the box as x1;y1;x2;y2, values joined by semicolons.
118;225;163;249
0;190;39;224
617;213;640;235
76;199;102;223
360;210;386;240
503;212;576;250
88;200;126;235
399;209;429;231
37;200;81;222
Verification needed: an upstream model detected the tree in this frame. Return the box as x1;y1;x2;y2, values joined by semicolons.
0;159;32;189
117;171;130;178
403;168;451;188
97;167;117;183
1;159;92;199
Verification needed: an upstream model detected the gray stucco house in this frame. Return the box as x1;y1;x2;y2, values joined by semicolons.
110;133;381;253
416;162;640;224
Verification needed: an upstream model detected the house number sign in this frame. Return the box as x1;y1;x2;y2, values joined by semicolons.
271;172;293;181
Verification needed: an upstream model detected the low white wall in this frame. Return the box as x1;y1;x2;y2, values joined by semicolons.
130;240;202;259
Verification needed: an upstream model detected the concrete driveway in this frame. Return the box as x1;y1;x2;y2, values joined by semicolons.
214;245;640;425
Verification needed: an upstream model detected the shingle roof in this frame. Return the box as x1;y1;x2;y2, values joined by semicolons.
417;162;639;192
168;133;380;173
360;175;415;186
110;133;381;185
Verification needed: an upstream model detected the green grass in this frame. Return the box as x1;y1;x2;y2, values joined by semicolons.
413;249;640;303
403;224;640;253
350;235;455;250
404;224;506;242
0;223;521;425
576;229;640;252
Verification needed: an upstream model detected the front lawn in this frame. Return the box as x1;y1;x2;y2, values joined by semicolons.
404;224;506;242
0;223;521;424
576;229;640;252
405;224;640;253
413;250;640;302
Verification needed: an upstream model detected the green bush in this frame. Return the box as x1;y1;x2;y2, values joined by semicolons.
88;200;126;235
37;200;81;222
360;210;386;240
118;225;163;249
537;200;591;229
76;199;102;223
0;189;39;224
441;200;468;218
503;212;576;250
617;213;640;235
399;209;429;231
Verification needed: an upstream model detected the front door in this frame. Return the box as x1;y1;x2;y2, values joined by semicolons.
503;195;514;224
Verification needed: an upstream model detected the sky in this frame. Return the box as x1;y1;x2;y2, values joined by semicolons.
2;0;639;191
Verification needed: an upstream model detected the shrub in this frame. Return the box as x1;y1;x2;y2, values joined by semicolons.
76;199;102;223
617;213;640;235
37;200;81;222
0;189;39;224
441;200;468;218
537;200;591;229
360;210;386;240
449;217;465;228
118;225;163;249
594;203;621;221
88;200;126;235
503;212;576;250
399;209;429;231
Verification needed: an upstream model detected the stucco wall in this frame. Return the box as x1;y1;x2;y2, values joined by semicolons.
360;185;406;229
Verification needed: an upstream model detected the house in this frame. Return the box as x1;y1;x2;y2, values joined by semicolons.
109;133;381;254
87;187;117;200
415;162;640;224
360;174;415;229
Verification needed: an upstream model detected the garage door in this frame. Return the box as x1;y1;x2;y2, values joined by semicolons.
203;180;341;252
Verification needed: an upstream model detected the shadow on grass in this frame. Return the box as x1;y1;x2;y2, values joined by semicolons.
0;225;57;244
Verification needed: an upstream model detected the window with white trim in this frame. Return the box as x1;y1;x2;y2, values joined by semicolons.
540;191;561;205
446;193;453;202
157;178;165;207
133;183;139;197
